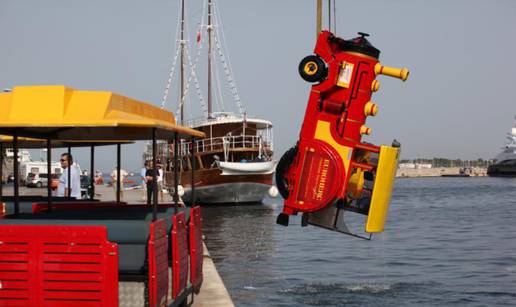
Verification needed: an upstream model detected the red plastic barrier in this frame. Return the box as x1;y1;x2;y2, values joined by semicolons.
0;225;118;306
171;212;188;299
189;206;203;292
148;218;169;307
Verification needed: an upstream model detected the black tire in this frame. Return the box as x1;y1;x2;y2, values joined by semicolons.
298;55;327;83
275;145;298;199
36;182;42;188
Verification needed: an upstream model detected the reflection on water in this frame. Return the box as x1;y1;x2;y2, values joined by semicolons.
202;178;516;306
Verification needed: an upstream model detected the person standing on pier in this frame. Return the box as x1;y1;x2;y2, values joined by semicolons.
57;153;81;199
157;163;164;202
140;161;149;201
145;161;158;205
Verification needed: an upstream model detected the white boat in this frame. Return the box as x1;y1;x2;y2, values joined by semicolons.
148;0;276;204
488;115;516;177
216;160;277;175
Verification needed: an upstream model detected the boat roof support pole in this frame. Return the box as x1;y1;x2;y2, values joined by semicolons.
174;132;179;213
67;146;71;196
191;137;196;206
90;145;95;201
152;128;158;221
116;143;121;203
13;134;19;216
47;138;52;212
0;142;3;199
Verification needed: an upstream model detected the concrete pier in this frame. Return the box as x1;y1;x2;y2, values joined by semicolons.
192;244;234;307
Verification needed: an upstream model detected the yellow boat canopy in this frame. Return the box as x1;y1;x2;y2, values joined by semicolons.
0;85;204;140
0;136;133;148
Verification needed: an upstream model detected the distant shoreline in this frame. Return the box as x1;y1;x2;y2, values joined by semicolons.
396;167;487;178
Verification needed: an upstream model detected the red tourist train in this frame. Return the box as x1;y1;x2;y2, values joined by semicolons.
0;86;205;306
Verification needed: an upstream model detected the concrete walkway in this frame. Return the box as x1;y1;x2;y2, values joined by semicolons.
192;244;234;307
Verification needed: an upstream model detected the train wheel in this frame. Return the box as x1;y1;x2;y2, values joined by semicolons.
275;145;298;199
298;55;327;83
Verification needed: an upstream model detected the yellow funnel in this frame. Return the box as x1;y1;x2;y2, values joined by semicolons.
374;63;409;81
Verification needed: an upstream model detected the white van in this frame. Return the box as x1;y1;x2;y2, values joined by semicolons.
20;161;62;184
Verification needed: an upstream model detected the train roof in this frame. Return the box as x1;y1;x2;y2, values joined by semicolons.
0;85;205;141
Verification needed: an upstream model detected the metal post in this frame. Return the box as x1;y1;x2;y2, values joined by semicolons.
116;143;121;203
328;0;331;31
13;135;19;215
67;146;71;197
152;128;158;221
316;0;322;38
174;133;179;213
90;145;95;201
47;139;52;212
190;137;196;206
0;143;3;200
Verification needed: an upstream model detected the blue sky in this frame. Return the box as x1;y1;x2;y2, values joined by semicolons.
1;0;515;171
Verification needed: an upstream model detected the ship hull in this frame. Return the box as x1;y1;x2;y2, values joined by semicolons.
182;182;271;204
487;163;516;177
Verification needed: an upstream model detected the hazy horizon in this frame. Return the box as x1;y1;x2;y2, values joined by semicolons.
1;0;515;171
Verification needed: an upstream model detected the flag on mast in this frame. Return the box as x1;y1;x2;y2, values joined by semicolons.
196;30;201;44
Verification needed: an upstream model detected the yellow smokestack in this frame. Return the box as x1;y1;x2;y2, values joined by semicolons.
374;63;409;81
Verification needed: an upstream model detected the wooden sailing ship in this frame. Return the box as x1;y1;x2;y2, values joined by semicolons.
155;0;276;204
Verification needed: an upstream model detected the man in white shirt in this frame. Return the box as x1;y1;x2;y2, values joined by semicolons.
57;153;81;199
157;164;164;202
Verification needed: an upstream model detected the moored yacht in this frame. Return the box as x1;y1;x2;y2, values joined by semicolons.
487;115;516;177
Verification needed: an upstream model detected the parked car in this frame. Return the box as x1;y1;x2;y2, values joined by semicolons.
26;173;60;189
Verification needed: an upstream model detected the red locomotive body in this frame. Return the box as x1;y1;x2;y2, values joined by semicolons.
276;31;409;238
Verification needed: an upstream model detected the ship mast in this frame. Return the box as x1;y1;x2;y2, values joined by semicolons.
180;0;186;124
207;0;213;119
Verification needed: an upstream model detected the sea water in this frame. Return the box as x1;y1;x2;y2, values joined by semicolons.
201;177;516;306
